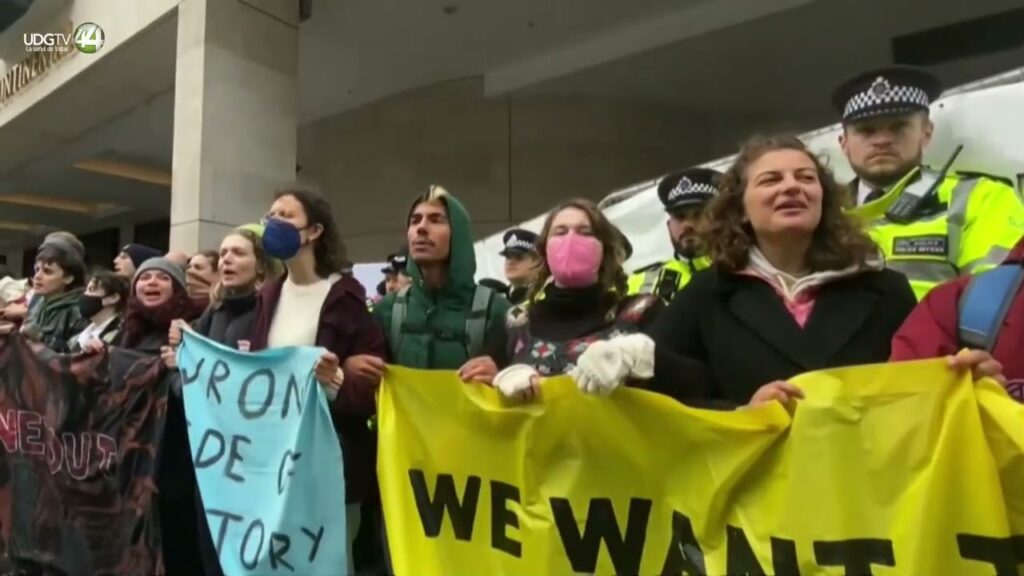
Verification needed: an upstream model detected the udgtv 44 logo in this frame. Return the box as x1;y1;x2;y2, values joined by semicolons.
24;23;105;54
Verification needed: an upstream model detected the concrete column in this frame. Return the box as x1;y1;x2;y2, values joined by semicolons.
169;0;299;253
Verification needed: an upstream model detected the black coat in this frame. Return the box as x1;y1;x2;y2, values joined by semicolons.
646;266;917;405
191;292;257;348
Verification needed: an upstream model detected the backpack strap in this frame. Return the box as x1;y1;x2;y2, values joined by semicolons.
465;285;494;358
958;264;1024;351
389;287;410;357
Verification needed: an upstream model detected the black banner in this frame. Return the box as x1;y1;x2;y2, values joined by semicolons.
0;334;167;575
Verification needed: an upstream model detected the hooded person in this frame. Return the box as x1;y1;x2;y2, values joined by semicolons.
343;185;511;572
350;185;511;376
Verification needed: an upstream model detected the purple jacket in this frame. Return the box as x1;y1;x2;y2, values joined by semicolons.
249;275;385;503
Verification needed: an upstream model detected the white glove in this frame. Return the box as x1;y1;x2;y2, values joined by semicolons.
570;333;655;396
493;364;541;399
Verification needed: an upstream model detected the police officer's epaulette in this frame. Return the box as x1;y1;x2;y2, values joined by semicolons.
616;293;660;324
632;261;665;274
952;170;1014;188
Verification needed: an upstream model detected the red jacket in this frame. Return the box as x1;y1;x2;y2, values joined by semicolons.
249;275;385;503
890;238;1024;397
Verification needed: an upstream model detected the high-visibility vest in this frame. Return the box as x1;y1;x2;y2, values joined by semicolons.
846;167;1024;300
626;256;711;302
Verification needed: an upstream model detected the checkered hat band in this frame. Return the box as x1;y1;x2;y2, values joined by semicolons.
506;238;533;251
668;181;718;202
844;84;929;119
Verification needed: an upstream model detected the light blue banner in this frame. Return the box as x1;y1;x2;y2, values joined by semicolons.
178;331;347;576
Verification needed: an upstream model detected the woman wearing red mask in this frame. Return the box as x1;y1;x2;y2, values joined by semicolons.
121;258;206;575
491;199;663;398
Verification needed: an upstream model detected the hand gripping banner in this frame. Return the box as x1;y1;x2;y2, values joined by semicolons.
378;361;1024;575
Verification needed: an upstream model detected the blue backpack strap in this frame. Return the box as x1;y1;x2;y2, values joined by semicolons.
958;264;1024;351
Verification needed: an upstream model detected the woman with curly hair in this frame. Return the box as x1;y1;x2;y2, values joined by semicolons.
571;134;916;406
246;188;385;572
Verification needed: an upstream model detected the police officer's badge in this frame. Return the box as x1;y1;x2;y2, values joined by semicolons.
870;77;891;98
668;177;694;202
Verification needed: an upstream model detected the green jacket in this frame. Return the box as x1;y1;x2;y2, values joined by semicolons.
29;289;85;353
374;192;510;369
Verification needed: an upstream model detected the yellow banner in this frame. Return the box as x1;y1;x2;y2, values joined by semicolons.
378;361;1024;575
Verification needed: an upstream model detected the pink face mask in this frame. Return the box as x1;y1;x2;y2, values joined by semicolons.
546;232;603;288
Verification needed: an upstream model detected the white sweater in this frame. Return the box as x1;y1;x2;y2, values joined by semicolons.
267;275;337;348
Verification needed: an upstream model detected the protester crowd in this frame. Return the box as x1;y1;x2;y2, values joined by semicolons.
1;65;1023;574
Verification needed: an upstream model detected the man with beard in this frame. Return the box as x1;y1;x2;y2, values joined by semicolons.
835;66;1024;300
627;168;718;302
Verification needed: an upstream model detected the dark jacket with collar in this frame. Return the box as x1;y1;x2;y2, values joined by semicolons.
647;266;917;405
29;289;85;353
248;274;386;504
192;292;257;348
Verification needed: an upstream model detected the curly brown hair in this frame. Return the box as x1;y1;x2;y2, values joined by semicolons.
274;188;348;279
707;134;877;273
528;198;628;301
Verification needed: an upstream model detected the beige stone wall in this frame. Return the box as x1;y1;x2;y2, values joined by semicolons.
300;78;760;262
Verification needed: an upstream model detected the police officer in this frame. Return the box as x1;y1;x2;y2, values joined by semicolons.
834;66;1024;299
499;228;540;305
381;250;412;295
626;168;719;302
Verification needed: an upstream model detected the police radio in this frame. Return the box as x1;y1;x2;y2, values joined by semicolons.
657;269;682;302
885;145;963;224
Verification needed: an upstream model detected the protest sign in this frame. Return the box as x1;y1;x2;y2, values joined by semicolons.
0;334;166;575
378;361;1024;575
177;331;347;576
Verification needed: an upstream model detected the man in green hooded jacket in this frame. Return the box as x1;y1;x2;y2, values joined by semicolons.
346;185;510;381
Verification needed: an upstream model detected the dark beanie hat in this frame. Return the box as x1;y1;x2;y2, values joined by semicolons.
133;257;187;291
121;244;163;269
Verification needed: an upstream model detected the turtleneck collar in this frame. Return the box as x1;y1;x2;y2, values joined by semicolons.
220;290;258;314
527;281;619;341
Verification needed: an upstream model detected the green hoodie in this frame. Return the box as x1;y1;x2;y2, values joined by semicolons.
29;288;85;353
374;190;510;369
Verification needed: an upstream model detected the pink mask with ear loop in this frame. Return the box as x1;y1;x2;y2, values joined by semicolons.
546;232;603;288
